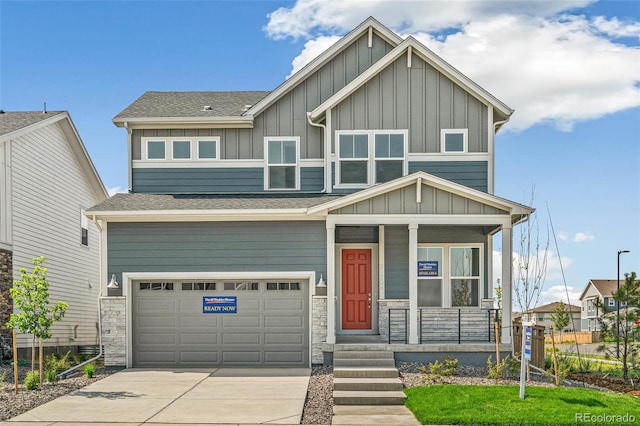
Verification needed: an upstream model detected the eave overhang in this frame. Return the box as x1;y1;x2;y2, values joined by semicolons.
113;115;255;129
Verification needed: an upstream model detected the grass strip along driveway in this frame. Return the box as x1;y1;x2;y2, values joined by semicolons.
405;385;640;425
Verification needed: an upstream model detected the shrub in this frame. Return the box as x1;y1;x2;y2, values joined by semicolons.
487;356;518;381
45;351;71;382
24;371;39;390
420;357;459;383
83;363;95;378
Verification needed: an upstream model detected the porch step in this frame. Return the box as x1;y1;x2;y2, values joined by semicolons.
334;366;399;379
333;390;407;405
334;357;396;367
334;350;392;359
334;377;403;391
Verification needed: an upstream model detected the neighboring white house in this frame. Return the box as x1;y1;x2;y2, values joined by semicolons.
0;110;108;352
514;301;581;334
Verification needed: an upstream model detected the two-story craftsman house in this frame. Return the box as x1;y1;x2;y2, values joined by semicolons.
89;17;532;368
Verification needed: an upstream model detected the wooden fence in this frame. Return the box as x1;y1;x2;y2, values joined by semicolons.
513;322;546;369
544;331;601;344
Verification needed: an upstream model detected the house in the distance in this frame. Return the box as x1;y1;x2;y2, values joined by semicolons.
579;279;623;331
514;301;581;334
89;17;533;368
0;110;108;354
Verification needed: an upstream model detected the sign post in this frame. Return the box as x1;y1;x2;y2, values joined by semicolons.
520;314;534;399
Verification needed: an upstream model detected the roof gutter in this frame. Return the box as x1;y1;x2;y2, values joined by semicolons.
113;115;255;128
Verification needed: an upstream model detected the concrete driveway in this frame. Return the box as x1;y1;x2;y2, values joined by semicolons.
3;367;311;425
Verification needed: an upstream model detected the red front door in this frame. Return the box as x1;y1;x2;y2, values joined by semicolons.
341;249;372;330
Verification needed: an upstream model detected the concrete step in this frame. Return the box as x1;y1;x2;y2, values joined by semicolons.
334;357;396;367
334;350;393;359
334;377;403;391
334;366;399;379
333;390;407;405
333;405;420;426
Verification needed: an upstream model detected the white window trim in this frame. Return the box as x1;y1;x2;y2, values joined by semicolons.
172;140;192;160
263;137;300;191
441;129;468;154
141;137;221;162
417;243;483;309
334;129;408;189
144;139;166;160
196;138;221;160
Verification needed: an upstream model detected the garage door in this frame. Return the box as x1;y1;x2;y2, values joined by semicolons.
132;279;309;367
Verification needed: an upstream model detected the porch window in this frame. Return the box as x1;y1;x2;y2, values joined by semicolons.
417;247;443;307
338;134;369;184
266;138;298;190
450;247;480;307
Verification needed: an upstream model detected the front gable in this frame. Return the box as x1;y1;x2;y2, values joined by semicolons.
309;171;531;220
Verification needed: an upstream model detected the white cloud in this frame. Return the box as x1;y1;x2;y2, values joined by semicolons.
557;231;569;241
573;232;595;242
107;186;126;196
288;35;342;77
268;1;640;132
539;284;582;307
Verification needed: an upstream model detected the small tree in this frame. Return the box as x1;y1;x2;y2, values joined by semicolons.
550;301;571;340
6;257;68;373
596;272;640;383
513;191;549;314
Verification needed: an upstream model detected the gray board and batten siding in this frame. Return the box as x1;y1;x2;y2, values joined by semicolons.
130;32;394;162
332;182;505;215
383;226;490;300
107;221;327;284
131;167;324;193
331;51;488;153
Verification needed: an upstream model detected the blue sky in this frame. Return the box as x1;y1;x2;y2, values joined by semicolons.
1;0;638;308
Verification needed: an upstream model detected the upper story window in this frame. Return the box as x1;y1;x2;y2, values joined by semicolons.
143;137;220;162
80;209;88;246
265;138;298;190
336;130;406;187
147;140;166;159
441;129;468;153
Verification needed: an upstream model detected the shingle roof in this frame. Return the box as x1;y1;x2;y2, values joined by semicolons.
530;302;581;313
113;91;271;121
88;193;342;212
589;280;621;297
0;111;65;136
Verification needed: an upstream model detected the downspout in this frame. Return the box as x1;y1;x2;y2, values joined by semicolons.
306;112;328;193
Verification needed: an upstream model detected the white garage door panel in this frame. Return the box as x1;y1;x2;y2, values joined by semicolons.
132;279;309;367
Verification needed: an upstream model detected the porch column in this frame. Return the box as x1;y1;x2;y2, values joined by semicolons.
326;223;336;344
408;223;419;344
501;223;513;344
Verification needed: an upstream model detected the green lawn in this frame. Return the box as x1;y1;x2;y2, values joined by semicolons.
405;385;640;425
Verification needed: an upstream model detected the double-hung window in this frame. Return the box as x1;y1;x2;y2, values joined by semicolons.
337;131;406;187
374;133;404;183
80;209;88;246
266;138;298;190
338;134;369;185
450;247;480;307
417;247;443;307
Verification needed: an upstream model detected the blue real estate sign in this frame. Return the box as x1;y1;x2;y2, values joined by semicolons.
203;296;237;314
418;260;439;277
524;327;532;361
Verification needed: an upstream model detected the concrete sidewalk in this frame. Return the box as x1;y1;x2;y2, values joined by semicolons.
3;367;311;425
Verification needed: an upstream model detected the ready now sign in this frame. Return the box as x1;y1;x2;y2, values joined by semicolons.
203;296;237;314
